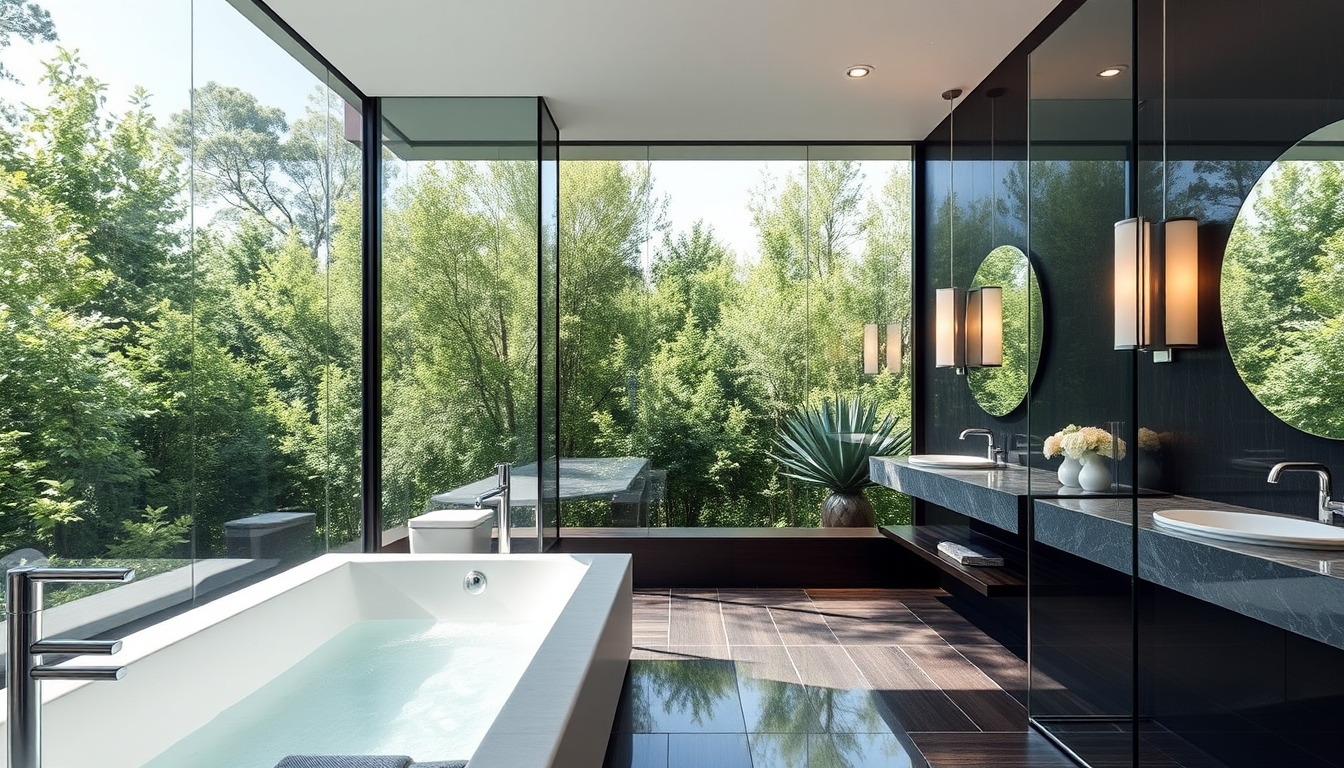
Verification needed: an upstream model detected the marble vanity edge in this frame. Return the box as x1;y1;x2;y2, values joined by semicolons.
870;457;1023;533
1032;495;1344;651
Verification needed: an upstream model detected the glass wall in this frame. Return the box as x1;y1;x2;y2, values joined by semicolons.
557;145;914;528
0;0;359;675
1026;0;1139;764
379;97;557;552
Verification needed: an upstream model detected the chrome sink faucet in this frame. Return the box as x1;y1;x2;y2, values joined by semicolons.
475;462;513;554
1267;462;1344;524
8;566;135;768
959;428;1004;465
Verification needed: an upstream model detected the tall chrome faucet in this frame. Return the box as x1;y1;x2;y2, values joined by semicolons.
475;462;513;554
1267;462;1344;524
8;566;135;768
959;428;1002;465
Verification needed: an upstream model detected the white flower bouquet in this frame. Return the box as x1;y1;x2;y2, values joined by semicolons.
1059;426;1126;461
1042;424;1079;459
1138;427;1162;452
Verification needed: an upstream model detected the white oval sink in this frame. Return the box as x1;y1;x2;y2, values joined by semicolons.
908;454;999;469
1153;508;1344;550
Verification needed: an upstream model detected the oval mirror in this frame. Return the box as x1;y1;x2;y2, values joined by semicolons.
1223;120;1344;440
967;245;1044;417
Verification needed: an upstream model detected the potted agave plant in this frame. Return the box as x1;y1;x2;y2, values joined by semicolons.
769;395;912;527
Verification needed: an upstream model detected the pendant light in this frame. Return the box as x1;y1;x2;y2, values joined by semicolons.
935;87;1003;373
1113;0;1198;361
967;87;1006;369
935;88;967;372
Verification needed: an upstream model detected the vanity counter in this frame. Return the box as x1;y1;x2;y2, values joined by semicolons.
872;455;1344;649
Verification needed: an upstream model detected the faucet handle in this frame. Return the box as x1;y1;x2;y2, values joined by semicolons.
30;665;125;681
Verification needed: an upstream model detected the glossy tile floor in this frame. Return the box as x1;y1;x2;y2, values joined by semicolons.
606;588;1227;768
605;588;1069;768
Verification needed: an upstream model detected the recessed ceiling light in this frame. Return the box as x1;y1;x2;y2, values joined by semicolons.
846;65;873;79
1097;65;1128;78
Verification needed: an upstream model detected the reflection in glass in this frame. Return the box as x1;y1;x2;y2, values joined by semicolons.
966;246;1043;416
1223;119;1344;441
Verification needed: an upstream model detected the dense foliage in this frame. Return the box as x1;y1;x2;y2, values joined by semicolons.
0;9;916;562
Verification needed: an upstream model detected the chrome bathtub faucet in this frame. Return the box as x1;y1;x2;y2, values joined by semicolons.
959;428;1002;465
7;566;135;768
1267;462;1344;524
475;462;513;554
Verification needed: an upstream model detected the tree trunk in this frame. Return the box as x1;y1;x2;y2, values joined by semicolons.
821;490;875;527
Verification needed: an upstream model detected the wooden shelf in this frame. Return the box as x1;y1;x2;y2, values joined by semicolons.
881;525;1026;597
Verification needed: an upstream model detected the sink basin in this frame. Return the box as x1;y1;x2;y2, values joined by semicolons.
908;454;999;470
1153;508;1344;550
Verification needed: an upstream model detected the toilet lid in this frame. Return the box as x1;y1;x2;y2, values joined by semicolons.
409;509;495;529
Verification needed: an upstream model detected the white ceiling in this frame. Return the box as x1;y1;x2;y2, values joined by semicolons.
262;0;1061;142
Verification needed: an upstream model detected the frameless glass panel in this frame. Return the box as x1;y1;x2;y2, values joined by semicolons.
557;145;913;528
0;0;191;669
381;98;543;552
1027;0;1138;765
539;102;560;549
192;0;360;577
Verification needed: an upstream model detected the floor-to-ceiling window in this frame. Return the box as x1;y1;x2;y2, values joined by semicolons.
0;0;360;669
558;145;914;528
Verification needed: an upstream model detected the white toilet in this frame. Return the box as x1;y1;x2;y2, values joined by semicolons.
408;508;496;553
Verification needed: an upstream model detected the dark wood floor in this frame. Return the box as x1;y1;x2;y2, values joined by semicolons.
606;588;1224;768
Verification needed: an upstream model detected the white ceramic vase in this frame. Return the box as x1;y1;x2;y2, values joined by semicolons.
1078;453;1113;492
1057;457;1082;487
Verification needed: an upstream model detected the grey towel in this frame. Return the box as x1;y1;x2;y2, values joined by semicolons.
274;757;413;768
414;763;469;768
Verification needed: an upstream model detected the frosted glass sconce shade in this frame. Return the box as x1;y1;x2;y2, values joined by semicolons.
965;287;1003;368
1114;216;1198;352
936;288;967;368
863;324;880;375
886;323;902;373
1160;217;1199;348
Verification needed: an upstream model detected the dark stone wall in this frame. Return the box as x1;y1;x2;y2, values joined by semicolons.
914;1;1344;766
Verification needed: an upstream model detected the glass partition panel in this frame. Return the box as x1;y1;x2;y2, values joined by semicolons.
557;145;913;529
0;0;192;666
380;97;545;551
1027;0;1139;765
0;0;360;690
539;102;560;549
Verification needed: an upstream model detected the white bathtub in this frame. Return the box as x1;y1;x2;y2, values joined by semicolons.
9;553;632;768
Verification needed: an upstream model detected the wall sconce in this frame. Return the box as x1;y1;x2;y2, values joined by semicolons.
1114;216;1198;362
863;322;903;375
936;287;1002;373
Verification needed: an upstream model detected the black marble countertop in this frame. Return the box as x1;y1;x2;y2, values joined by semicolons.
871;456;1344;649
869;456;1144;534
1035;494;1344;650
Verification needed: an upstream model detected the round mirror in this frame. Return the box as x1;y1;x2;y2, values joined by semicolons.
967;245;1044;417
1223;120;1344;440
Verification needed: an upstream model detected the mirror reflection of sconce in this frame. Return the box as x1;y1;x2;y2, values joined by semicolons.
863;322;903;375
936;287;1003;374
1113;216;1198;363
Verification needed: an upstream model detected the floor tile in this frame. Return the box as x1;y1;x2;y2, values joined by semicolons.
719;588;811;607
902;601;1003;646
808;732;922;768
721;601;782;645
736;676;822;734
667;733;752;768
669;591;727;646
823;614;947;645
787;646;866;690
612;659;746;734
954;644;1028;707
771;605;838;645
845;646;979;733
604;733;669;768
730;645;799;684
910;731;1078;767
899;644;1026;732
